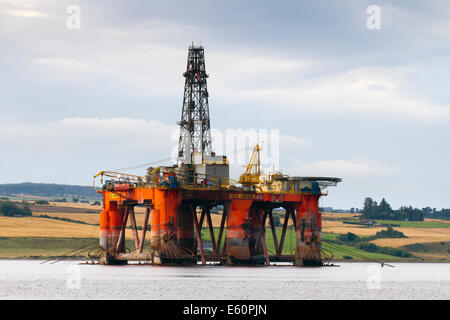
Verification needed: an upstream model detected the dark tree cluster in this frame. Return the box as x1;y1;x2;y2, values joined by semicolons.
0;201;32;217
420;207;450;220
34;200;49;205
362;198;450;221
362;197;424;221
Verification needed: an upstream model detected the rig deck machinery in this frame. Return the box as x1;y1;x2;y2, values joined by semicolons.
94;45;341;266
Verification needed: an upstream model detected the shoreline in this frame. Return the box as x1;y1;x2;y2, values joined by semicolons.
0;256;448;263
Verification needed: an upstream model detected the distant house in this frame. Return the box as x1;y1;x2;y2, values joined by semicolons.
358;219;383;227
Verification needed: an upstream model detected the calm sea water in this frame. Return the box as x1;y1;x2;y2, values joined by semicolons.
0;260;448;299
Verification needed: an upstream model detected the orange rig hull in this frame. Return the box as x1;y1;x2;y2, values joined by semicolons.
99;185;324;266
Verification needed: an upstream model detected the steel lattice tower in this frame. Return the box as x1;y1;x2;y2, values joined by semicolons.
177;44;212;165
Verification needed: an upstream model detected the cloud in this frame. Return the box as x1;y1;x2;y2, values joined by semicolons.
0;118;179;169
286;158;400;178
279;134;311;150
30;46;314;98
3;1;448;123
4;9;48;18
30;45;187;96
226;66;450;121
427;20;450;37
1;0;49;18
0;117;314;182
209;51;314;89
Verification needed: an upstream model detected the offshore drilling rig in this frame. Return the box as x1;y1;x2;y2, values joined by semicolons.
94;44;341;266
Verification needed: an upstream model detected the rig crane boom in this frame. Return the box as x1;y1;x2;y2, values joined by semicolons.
238;144;261;187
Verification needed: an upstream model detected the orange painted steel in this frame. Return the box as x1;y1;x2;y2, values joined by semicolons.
151;208;160;250
99;209;108;250
115;205;128;253
176;203;194;251
223;199;253;262
98;186;325;266
100;200;129;264
108;201;121;253
295;194;322;265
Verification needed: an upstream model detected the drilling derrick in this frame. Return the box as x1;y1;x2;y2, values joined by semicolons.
177;44;229;186
178;45;212;165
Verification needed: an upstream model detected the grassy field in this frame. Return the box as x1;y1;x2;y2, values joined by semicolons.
322;212;361;220
373;219;450;228
0;237;99;258
0;200;448;262
399;241;450;262
424;218;450;224
0;236;144;259
197;227;410;261
32;212;100;225
0;216;99;238
370;228;450;247
322;218;450;248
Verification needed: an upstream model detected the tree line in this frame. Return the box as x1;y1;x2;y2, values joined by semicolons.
362;197;450;221
0;201;32;217
0;183;101;199
361;198;450;221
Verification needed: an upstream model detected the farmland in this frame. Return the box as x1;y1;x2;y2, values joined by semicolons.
0;200;449;262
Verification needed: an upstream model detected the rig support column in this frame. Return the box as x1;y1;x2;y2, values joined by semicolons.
177;203;195;254
100;201;127;265
224;199;255;264
151;208;161;264
294;194;322;266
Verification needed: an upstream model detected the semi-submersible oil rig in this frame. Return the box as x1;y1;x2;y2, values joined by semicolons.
94;44;341;266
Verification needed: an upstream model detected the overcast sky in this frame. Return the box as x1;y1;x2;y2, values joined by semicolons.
1;0;449;210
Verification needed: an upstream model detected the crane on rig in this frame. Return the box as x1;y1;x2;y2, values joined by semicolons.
238;144;261;187
94;171;144;184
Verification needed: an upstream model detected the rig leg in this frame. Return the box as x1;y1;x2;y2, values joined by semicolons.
277;207;291;256
267;208;279;256
138;206;151;254
257;209;270;266
193;206;206;250
176;203;195;257
294;196;323;266
224;199;255;264
116;205;129;253
129;206;140;252
205;207;217;254
192;205;206;265
216;201;228;255
100;201;127;265
151;208;161;264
